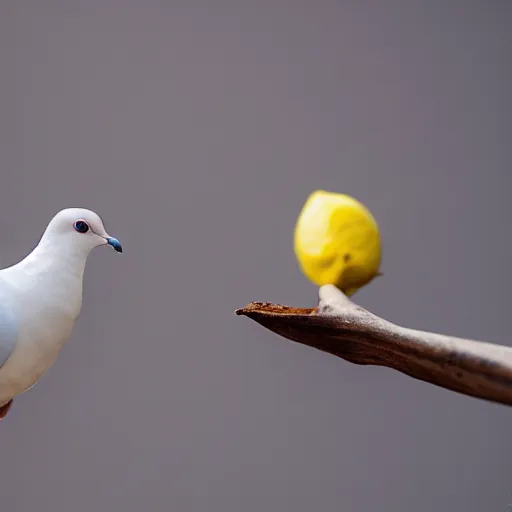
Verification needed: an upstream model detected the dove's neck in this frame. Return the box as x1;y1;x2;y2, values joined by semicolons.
20;242;88;277
5;240;90;319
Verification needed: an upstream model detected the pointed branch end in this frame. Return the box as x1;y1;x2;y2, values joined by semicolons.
234;301;317;319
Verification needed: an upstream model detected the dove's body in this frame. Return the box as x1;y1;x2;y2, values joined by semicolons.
0;249;84;406
0;208;121;416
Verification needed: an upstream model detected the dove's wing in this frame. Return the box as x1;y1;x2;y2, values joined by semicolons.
0;300;18;369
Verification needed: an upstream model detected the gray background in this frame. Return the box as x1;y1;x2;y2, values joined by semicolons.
1;1;511;511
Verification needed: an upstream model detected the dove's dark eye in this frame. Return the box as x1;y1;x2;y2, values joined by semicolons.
73;220;89;233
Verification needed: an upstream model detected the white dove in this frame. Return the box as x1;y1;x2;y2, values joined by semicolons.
0;208;122;420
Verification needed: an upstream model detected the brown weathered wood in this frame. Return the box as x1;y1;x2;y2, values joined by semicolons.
235;285;512;407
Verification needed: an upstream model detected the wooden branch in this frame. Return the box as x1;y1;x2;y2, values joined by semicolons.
235;285;512;407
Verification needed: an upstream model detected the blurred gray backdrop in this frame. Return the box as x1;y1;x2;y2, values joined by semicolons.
1;1;511;511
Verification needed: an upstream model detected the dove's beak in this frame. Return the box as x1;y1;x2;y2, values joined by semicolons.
107;237;123;253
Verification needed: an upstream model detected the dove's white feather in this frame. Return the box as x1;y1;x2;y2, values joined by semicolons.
0;208;121;407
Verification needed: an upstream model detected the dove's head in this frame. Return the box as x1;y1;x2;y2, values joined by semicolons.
40;208;122;256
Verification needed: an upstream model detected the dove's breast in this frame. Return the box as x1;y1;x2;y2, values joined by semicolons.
0;273;83;404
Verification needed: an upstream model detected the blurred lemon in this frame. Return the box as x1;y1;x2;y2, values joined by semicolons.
294;190;382;296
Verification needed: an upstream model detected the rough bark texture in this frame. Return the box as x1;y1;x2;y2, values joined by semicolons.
235;285;512;407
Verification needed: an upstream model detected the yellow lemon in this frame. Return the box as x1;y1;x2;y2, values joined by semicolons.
294;190;382;296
